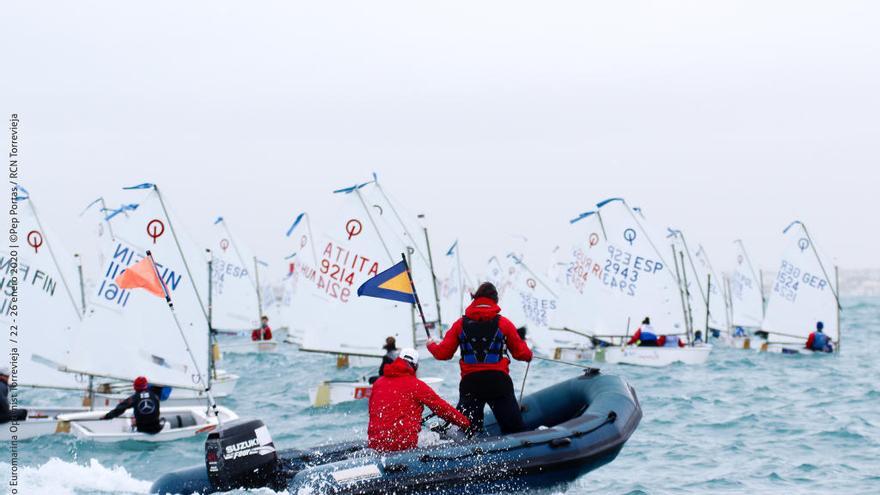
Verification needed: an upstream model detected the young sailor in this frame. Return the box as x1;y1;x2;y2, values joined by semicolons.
367;349;469;452
626;317;659;347
251;315;273;341
805;321;833;353
427;282;533;436
0;367;26;423
101;376;164;434
369;336;399;384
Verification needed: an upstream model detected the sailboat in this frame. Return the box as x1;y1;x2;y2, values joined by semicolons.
667;229;729;342
437;239;472;330
0;187;90;440
556;199;711;367
209;217;282;353
759;221;840;354
725;239;766;349
60;184;238;441
295;179;441;406
277;211;320;347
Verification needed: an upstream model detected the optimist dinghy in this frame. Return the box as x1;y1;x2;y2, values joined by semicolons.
91;371;240;408
152;370;641;495
594;344;712;367
0;406;89;441
309;377;443;407
56;405;238;443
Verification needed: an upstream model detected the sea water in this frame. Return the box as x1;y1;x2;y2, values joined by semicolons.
2;296;878;494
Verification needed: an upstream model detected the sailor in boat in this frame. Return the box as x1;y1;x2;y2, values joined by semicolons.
368;336;399;385
0;367;27;423
427;282;533;437
805;321;833;353
251;315;273;341
693;331;704;344
733;326;747;337
627;317;660;346
367;348;470;452
101;376;164;434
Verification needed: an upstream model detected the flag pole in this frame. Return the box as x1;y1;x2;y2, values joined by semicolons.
401;253;431;339
146;250;222;425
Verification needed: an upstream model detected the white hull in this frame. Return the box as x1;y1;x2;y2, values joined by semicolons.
758;343;834;355
595;345;713;367
221;340;280;354
57;405;238;443
0;406;90;441
552;347;595;362
723;335;764;350
92;372;239;408
309;377;443;407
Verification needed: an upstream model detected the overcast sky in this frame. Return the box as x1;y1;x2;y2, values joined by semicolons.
3;1;878;276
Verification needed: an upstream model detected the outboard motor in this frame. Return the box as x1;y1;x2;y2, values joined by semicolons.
205;419;280;491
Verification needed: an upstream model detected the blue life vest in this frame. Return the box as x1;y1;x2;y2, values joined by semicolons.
459;317;506;365
810;332;830;351
639;331;658;343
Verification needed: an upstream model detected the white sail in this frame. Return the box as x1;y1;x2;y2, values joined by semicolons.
66;184;211;390
0;189;85;390
208;217;260;332
761;221;839;344
729;240;764;328
500;253;569;355
277;212;319;340
589;198;686;338
693;245;729;332
297;183;415;358
548;211;609;335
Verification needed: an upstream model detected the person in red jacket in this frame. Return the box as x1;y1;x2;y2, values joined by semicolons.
427;282;532;436
367;348;470;452
251;315;273;341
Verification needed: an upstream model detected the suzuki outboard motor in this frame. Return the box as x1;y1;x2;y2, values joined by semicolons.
205;419;280;491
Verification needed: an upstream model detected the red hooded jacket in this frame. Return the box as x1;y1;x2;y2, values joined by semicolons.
367;358;469;452
251;325;272;341
427;297;532;377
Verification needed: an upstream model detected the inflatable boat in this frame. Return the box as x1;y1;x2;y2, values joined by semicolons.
152;369;641;494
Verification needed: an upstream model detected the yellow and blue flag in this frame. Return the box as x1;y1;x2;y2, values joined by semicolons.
356;260;417;304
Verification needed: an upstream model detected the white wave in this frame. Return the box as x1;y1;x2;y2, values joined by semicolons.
0;458;151;495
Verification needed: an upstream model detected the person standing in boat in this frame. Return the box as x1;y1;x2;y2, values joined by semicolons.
427;282;533;436
368;349;470;452
0;367;27;423
251;315;273;341
805;321;833;353
101;376;164;434
369;336;399;384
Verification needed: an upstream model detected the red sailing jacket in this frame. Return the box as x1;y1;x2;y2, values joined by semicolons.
251;325;272;341
427;297;532;377
367;358;469;452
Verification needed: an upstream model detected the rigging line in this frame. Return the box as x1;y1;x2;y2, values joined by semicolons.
354;186;394;263
153;186;209;322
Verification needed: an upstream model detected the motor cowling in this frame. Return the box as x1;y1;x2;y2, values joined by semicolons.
205;419;279;491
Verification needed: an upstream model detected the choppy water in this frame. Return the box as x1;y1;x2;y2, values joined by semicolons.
3;297;879;495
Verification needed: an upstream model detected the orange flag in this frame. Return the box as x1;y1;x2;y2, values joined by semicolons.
116;257;166;298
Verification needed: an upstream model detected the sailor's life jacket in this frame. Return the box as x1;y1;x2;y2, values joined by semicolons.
638;331;658;346
134;390;161;428
809;332;831;352
459;317;506;365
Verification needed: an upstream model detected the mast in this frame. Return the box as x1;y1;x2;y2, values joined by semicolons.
672;245;691;344
704;274;711;342
253;256;264;319
419;217;443;332
679;251;695;345
835;265;841;354
74;253;86;315
207;249;217;381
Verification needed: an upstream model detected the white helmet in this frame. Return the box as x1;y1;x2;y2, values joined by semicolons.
399;348;419;367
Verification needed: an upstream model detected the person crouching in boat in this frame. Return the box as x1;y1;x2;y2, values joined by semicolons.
627;317;659;346
101;376;164;434
0;366;27;423
427;282;533;436
368;348;470;452
368;336;399;384
805;321;833;353
251;315;273;341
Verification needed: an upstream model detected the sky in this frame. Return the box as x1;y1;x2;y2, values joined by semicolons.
3;1;878;279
